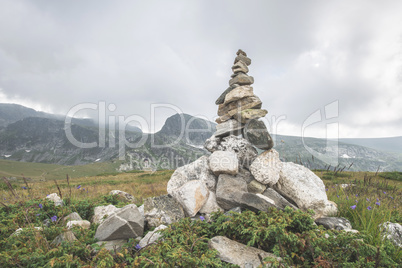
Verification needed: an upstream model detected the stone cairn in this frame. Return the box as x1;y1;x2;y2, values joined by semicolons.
214;49;273;150
166;49;338;222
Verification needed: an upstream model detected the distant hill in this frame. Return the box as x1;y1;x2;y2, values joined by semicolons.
338;137;402;154
0;103;60;127
272;134;402;172
0;103;401;172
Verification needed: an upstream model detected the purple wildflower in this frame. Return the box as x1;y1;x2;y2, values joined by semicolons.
367;206;372;211
21;186;27;190
366;198;370;202
135;244;141;250
377;198;379;202
375;201;380;206
390;196;393;200
350;205;356;210
200;216;205;221
355;194;358;197
51;215;58;222
36;213;41;216
38;204;43;209
337;195;339;198
383;191;386;194
355;200;358;203
326;188;328;191
77;185;81;189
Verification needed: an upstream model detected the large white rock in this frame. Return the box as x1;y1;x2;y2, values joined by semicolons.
173;180;209;217
167;156;217;194
139;224;168;248
379;222;402;247
208;236;280;267
273;162;328;218
93;204;119;225
208;151;239;176
199;191;224;214
94;204;144;241
46;193;63;206
250;149;282;186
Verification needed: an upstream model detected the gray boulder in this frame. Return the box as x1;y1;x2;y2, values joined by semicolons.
51;231;77;246
379;222;402;247
216;174;248;210
240;193;279;213
208;150;239;175
63;212;83;222
261;188;298;210
208;236;280;268
243;119;274;150
217;96;262;117
250;149;282;186
315;217;352;231
93;204;119;225
144;195;185;227
139;224;168;248
94;204;144;241
66;220;91;230
96;239;127;252
167;156;217;193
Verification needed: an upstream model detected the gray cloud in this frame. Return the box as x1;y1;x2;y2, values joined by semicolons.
0;0;401;137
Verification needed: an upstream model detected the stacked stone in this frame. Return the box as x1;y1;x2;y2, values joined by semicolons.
214;49;274;150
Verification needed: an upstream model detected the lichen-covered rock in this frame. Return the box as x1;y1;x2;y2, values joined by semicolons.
93;204;119;225
144;195;185;227
109;190;136;203
379;222;402;247
250;149;282;186
247;179;267;194
167;156;217;194
216;135;258;169
214;119;244;136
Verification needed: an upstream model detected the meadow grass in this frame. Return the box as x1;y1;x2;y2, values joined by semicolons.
0;168;401;267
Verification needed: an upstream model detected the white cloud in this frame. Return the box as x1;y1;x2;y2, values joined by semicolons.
0;0;401;137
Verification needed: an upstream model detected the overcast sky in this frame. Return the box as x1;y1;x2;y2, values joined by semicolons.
0;0;401;138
